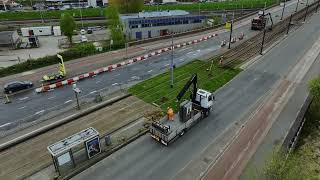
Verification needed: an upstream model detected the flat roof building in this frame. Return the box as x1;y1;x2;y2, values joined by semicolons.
0;31;21;49
121;10;206;40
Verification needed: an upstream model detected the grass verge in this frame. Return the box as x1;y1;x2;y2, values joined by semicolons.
128;60;241;112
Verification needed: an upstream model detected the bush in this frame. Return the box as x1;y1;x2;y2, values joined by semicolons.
0;43;98;78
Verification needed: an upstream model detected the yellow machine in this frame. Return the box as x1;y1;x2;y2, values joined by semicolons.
42;54;66;82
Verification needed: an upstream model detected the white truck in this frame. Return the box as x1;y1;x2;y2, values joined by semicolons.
149;74;215;146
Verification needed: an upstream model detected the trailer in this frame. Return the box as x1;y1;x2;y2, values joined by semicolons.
149;74;215;146
21;26;52;37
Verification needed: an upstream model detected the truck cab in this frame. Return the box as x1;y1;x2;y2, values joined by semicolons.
195;89;214;110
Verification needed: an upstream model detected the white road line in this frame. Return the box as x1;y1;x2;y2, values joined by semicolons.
187;52;193;55
148;70;153;73
114;73;121;77
19;97;29;101
35;110;45;115
0;123;11;128
112;83;118;86
64;100;73;104
165;64;170;66
18;106;26;110
48;96;56;100
89;90;97;94
96;80;101;84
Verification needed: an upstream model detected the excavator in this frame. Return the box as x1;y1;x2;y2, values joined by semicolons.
42;54;66;82
251;11;273;30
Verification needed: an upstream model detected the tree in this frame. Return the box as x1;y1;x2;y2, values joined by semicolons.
60;13;76;46
109;0;144;13
106;5;125;46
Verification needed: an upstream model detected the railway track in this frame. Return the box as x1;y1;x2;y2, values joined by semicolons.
221;1;319;67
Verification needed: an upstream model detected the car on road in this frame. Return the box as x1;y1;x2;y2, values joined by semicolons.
4;81;33;94
81;35;88;42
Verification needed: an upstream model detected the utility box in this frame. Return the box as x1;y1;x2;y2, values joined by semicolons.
179;100;192;123
53;26;61;36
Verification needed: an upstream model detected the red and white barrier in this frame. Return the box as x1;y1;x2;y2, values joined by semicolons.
35;33;218;93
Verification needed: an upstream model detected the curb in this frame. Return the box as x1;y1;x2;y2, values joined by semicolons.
0;93;131;152
35;33;218;93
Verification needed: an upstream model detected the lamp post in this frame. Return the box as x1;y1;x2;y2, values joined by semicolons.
78;0;84;29
295;0;300;12
170;33;174;88
280;0;286;20
228;21;233;49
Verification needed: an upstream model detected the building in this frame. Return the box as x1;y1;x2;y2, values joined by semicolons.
45;0;106;8
0;31;21;49
121;10;206;40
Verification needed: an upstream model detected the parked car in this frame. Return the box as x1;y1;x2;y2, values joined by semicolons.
4;81;33;94
81;35;88;42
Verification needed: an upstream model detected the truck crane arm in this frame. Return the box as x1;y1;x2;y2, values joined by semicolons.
176;74;197;102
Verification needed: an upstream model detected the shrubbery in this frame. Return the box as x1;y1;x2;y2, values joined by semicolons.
0;43;98;78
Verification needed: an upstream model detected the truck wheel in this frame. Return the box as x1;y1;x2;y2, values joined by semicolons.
179;130;185;136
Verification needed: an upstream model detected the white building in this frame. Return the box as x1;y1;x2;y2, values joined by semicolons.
121;10;206;40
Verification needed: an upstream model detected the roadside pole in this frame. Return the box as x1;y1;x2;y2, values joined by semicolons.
304;5;309;22
125;42;128;60
281;0;286;20
260;27;267;55
78;0;84;29
170;33;174;88
295;0;300;12
228;21;233;49
286;14;293;34
72;84;81;110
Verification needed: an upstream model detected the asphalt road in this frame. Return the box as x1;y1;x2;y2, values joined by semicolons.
240;15;320;178
71;2;320;180
0;0;313;130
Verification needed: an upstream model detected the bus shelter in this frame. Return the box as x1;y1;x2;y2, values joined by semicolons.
47;127;101;175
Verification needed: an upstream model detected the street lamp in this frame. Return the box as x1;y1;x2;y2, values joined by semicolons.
170;33;174;88
280;0;286;20
78;0;84;29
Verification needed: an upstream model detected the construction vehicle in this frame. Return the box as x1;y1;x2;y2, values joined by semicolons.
251;11;273;30
42;54;66;82
149;74;215;146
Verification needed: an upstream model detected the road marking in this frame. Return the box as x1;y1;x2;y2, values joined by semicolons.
148;70;153;73
19;97;29;101
0;123;11;128
96;80;101;84
48;96;56;100
35;110;45;115
89;90;97;94
165;64;170;67
197;49;201;52
187;52;193;55
114;73;121;77
18;106;26;110
64;100;73;104
112;83;118;86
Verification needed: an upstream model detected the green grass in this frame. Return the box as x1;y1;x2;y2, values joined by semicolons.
0;0;279;21
128;60;241;112
144;0;278;11
0;8;104;20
